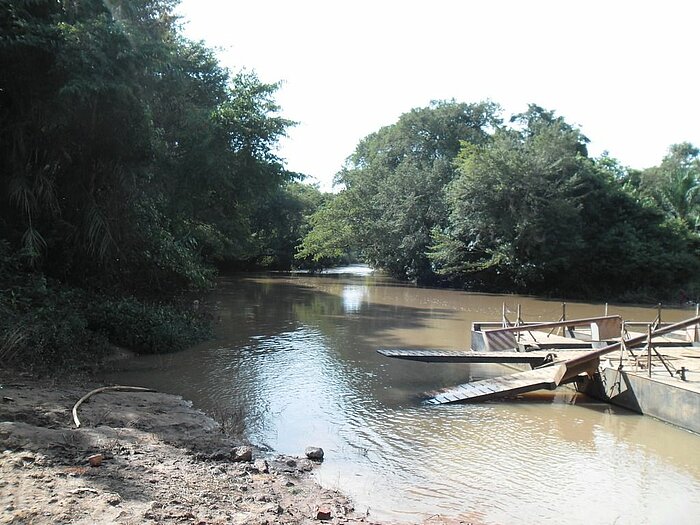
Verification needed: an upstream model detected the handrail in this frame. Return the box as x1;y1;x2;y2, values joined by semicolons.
480;315;622;335
563;315;700;369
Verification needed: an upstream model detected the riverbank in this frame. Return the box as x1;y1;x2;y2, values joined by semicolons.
0;372;386;525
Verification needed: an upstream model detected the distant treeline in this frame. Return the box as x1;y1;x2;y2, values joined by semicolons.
298;102;700;301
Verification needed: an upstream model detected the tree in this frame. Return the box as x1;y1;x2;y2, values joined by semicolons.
0;0;295;291
636;143;700;230
431;106;700;298
249;180;329;270
430;105;590;291
0;0;301;364
298;100;501;282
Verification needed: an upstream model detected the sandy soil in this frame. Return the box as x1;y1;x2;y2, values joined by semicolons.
0;372;374;525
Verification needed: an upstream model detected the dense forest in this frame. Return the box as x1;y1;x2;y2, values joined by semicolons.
0;0;324;367
299;103;700;300
2;1;699;369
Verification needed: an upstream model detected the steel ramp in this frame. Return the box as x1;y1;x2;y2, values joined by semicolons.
378;348;591;365
424;364;567;404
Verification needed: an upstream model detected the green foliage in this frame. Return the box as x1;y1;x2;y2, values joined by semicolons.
431;106;700;298
298;100;501;281
294;191;357;269
87;297;211;354
0;257;210;368
0;0;296;366
633;143;700;231
249;181;330;269
0;249;108;369
0;0;294;287
430;106;590;290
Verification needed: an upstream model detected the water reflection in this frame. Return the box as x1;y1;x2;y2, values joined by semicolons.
342;284;368;313
104;269;700;524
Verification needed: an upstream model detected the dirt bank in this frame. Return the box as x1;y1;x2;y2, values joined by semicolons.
0;372;372;525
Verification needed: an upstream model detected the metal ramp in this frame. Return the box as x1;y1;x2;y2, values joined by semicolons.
425;365;567;405
377;348;591;366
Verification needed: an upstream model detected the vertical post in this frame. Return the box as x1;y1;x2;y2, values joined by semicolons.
605;303;609;316
502;302;506;328
516;304;522;341
696;303;699;317
619;322;626;368
647;324;652;378
561;303;567;336
656;303;662;328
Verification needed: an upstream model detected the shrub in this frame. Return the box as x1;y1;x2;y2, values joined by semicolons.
87;297;211;354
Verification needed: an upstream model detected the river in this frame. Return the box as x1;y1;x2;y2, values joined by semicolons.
105;266;700;524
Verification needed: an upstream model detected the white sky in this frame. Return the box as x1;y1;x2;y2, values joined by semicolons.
176;0;699;191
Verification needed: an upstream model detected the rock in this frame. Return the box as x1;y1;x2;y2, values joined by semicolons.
315;505;332;520
305;447;324;461
299;459;314;472
253;459;269;473
285;458;297;467
87;453;103;467
232;446;253;462
104;492;122;506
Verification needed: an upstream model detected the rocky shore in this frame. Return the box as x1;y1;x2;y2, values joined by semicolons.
0;372;372;525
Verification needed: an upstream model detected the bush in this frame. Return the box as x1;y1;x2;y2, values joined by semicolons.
1;244;211;369
87;297;211;354
0;268;110;370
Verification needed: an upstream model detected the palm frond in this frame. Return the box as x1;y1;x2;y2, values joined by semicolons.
20;226;47;264
84;202;115;261
8;176;36;218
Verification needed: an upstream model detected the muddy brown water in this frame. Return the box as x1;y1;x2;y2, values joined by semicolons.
105;266;700;524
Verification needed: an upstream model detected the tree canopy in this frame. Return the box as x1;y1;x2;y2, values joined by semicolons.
297;100;501;283
0;0;325;366
300;103;700;300
0;0;300;292
431;106;699;297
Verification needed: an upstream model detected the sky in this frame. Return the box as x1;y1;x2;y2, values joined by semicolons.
176;0;699;191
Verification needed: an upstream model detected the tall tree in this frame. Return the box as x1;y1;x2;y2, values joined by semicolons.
430;105;590;291
637;143;700;231
0;0;294;291
298;100;501;282
431;106;699;297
